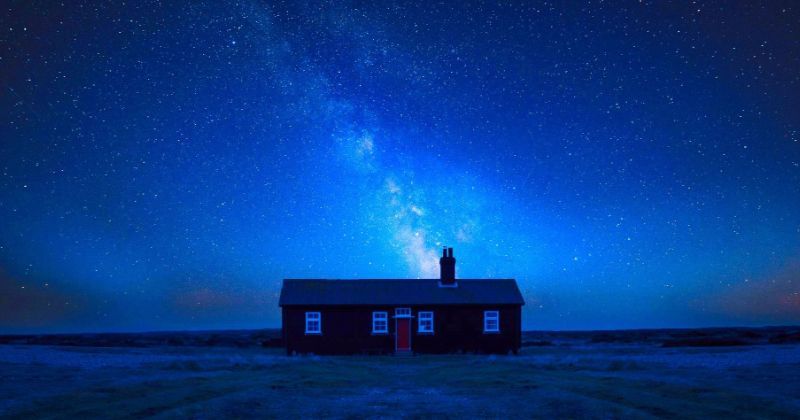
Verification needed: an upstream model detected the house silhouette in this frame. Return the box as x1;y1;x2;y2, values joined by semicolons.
279;248;524;355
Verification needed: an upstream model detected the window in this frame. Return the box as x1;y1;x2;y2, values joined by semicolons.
395;307;411;317
418;311;434;334
305;312;321;334
483;310;499;333
372;311;388;334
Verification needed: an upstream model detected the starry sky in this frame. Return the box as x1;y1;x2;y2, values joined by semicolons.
1;1;799;333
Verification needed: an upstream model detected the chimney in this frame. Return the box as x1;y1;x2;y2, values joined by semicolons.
439;247;456;286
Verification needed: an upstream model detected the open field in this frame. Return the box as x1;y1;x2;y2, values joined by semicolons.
1;328;799;418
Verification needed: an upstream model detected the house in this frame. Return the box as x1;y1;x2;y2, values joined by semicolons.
278;248;524;355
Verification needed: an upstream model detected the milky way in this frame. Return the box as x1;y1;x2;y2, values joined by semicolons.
1;1;799;332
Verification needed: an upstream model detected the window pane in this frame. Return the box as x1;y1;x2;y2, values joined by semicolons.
306;312;321;333
484;311;499;332
373;312;388;333
418;311;434;333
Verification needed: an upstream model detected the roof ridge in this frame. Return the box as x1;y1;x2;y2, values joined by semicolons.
279;278;524;306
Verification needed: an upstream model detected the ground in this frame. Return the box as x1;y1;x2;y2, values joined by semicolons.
1;329;799;418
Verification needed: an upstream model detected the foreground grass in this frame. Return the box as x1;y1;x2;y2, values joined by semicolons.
1;345;799;418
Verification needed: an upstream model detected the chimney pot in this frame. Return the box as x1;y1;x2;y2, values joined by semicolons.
439;246;456;286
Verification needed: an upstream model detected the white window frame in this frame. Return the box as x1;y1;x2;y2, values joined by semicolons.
483;310;499;333
305;311;321;335
418;311;434;334
395;307;411;317
372;311;388;334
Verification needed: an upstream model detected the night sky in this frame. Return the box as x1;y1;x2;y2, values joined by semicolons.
2;1;799;333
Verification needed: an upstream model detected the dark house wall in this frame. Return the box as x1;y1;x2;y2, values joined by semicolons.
282;305;521;355
412;305;521;354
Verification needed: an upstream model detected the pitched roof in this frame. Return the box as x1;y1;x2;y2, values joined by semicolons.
279;279;524;306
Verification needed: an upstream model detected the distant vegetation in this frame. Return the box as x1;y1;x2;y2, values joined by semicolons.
0;329;283;349
1;326;799;349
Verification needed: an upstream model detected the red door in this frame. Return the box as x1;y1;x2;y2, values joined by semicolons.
396;318;410;351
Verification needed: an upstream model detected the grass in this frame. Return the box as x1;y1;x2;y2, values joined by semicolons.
2;344;799;418
3;326;800;418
